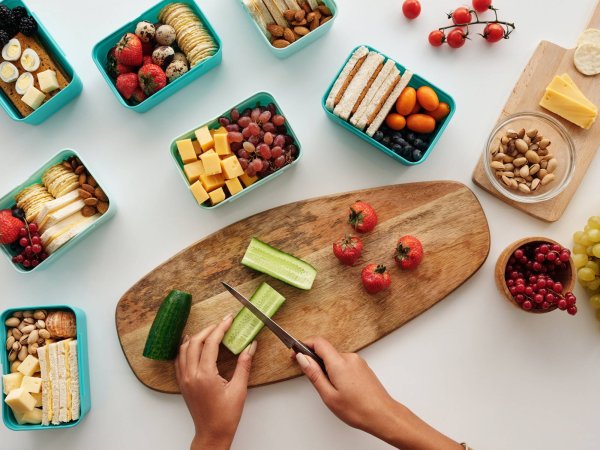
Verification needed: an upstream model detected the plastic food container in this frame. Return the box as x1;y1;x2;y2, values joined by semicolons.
91;0;222;113
321;45;456;166
170;91;302;209
1;305;91;430
239;0;337;58
0;0;82;125
0;149;116;274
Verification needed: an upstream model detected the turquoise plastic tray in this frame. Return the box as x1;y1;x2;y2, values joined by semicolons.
170;91;302;209
1;305;91;431
0;0;82;125
239;0;337;58
92;0;222;113
321;45;456;166
0;149;116;274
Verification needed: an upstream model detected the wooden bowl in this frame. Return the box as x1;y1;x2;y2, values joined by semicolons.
495;237;576;314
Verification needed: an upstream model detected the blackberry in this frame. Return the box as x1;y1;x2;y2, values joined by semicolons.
0;5;14;28
19;16;37;36
0;29;9;46
11;6;27;22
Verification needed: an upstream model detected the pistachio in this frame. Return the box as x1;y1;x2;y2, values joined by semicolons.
6;335;15;350
12;311;23;319
513;157;527;167
28;343;38;355
19;335;28;345
538;138;551;149
518;128;526;138
531;178;541;190
525;150;540;164
11;328;22;339
547;158;558;173
36;320;45;329
519;165;530;178
5;317;20;327
529;164;540;176
33;310;46;320
39;329;51;339
503;171;514;178
22;311;33;318
18;345;28;361
538;168;548;179
502;175;512;187
28;329;39;345
526;129;538;138
541;173;556;186
10;361;21;373
23;317;34;324
518;183;531;193
490;161;505;170
8;349;16;362
21;324;36;334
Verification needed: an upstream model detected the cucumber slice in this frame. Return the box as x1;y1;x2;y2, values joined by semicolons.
143;290;192;361
223;282;286;355
241;237;317;290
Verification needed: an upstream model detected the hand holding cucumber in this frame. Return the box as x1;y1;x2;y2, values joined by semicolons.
175;315;256;450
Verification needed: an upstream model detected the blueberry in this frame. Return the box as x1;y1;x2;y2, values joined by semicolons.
381;136;391;146
412;149;423;162
392;134;403;144
373;130;384;142
397;138;407;146
11;207;25;220
392;143;403;154
404;132;417;143
413;138;428;150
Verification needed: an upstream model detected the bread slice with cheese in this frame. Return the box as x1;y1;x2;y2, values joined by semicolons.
366;70;413;137
325;46;369;111
45;213;100;254
35;190;80;229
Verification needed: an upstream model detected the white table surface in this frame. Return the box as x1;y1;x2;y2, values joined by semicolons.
1;0;600;448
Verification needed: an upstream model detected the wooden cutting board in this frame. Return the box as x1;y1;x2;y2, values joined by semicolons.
472;0;600;222
116;182;490;393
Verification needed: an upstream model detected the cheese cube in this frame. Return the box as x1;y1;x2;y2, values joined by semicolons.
14;407;42;425
209;188;226;206
20;376;42;394
176;139;197;164
190;181;209;205
225;177;243;196
37;69;59;93
192;140;202;155
183;160;206;183
220;156;244;179
211;126;227;135
5;388;36;413
17;355;40;377
31;392;42;408
200;152;222;175
194;126;214;151
214;133;232;156
239;172;258;187
199;173;225;192
21;86;45;110
2;373;23;395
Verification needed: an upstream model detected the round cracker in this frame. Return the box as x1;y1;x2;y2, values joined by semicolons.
577;28;600;48
574;43;600;76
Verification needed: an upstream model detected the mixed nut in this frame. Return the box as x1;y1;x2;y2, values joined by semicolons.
64;155;110;216
490;127;557;194
268;5;333;48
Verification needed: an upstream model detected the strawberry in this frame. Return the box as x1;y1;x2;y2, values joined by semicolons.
333;235;363;266
115;33;143;67
348;201;378;233
141;41;154;56
0;210;24;245
361;264;391;294
116;73;139;100
138;64;166;96
142;55;153;66
131;87;147;104
394;235;424;270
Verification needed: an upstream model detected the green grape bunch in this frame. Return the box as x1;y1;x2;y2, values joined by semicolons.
573;216;600;319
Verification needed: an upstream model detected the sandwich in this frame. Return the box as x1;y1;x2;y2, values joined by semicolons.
243;0;275;38
325;46;369;111
261;0;288;27
37;340;80;426
365;69;413;137
41;212;100;254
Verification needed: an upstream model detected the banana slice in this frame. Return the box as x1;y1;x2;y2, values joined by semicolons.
0;62;19;83
21;48;40;72
2;39;22;61
15;72;34;95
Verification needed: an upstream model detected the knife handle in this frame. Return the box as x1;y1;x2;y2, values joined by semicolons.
293;341;328;375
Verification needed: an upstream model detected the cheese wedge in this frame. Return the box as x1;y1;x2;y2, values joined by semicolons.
39;199;85;233
45;214;100;254
549;75;597;110
36;190;80;229
540;87;597;129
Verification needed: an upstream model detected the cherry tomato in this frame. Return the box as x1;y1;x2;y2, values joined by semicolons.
402;0;421;20
472;0;492;13
446;28;467;48
428;30;445;47
484;23;505;42
385;113;406;131
451;7;472;25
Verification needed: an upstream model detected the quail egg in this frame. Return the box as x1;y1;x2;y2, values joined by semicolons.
15;72;33;94
172;52;188;66
20;48;40;72
165;60;188;82
0;62;19;83
2;39;21;61
135;21;155;43
155;24;176;46
152;45;175;68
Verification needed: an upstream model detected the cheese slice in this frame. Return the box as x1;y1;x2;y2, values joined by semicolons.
36;190;80;229
41;211;86;247
39;199;85;233
45;214;100;254
547;75;597;111
540;87;597;129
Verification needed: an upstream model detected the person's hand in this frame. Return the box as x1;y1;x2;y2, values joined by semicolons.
175;315;256;450
294;337;461;450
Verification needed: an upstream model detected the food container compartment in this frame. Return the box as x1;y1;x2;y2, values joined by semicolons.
321;44;456;166
0;0;82;125
1;305;91;430
0;149;116;274
483;112;576;204
170;91;302;209
91;0;222;113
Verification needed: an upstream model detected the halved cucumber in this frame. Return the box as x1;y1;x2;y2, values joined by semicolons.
223;282;285;355
241;237;317;290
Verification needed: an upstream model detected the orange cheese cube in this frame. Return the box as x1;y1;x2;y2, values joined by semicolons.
214;133;232;156
190;181;209;205
194;126;214;151
225;177;243;196
199;173;225;192
176;139;197;164
220;156;244;179
209;188;226;206
183;160;206;183
192;140;202;155
211;126;227;135
239;172;258;187
200;151;222;175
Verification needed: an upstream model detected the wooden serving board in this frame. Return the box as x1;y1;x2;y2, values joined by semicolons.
472;0;600;222
116;182;490;393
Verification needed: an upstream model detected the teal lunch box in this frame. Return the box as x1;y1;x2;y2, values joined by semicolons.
91;0;222;113
170;91;303;209
0;149;116;274
239;0;337;58
1;305;91;430
321;45;456;166
0;0;82;125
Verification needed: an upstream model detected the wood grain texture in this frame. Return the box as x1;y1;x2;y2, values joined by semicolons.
116;182;490;393
472;1;600;222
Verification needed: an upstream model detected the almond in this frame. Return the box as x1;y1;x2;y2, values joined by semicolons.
82;205;97;217
294;26;310;36
294;10;305;21
283;28;296;43
320;16;332;25
82;183;95;194
84;198;98;206
87;175;97;187
79;173;86;186
78;188;92;199
75;165;85;175
283;10;296;21
266;23;284;37
301;2;311;13
318;5;332;16
272;39;290;48
97;201;109;215
62;161;72;170
95;187;108;202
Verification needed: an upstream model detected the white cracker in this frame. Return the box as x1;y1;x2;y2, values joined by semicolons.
577;28;600;48
574;43;600;76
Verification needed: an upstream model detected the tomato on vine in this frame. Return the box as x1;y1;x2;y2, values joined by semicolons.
451;7;472;25
428;30;445;47
446;29;468;48
472;0;493;13
483;23;505;42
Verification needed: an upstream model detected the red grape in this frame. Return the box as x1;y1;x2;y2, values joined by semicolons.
230;108;240;121
243;141;256;153
259;111;271;123
248;123;261;136
226;124;240;132
258;144;272;160
251;108;261;121
274;134;286;147
271;146;283;158
272;115;285;126
219;117;230;127
246;166;256;177
239;158;249;169
274;155;285;168
262;122;276;133
251;158;263;171
264;132;274;145
238;116;251;128
227;132;243;143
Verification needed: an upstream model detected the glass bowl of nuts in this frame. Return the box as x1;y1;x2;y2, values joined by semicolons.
483;112;576;203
